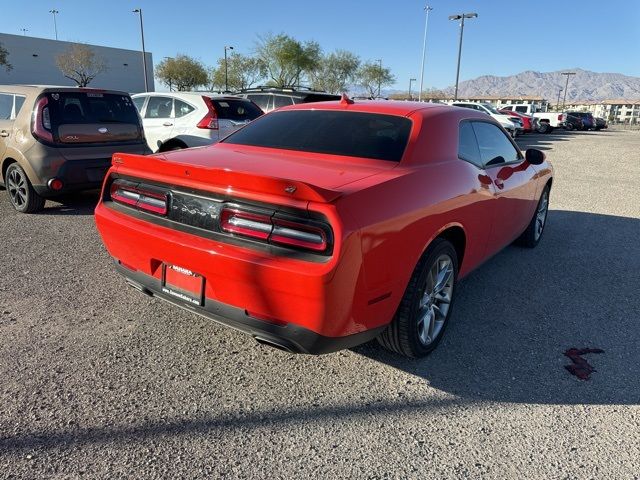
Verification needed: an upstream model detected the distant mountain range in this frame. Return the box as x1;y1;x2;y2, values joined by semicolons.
440;68;640;101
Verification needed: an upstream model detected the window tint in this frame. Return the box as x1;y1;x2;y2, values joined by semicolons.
174;99;195;118
46;92;140;125
458;122;482;167
14;95;26;117
132;96;146;113
211;99;263;121
246;94;270;111
223;110;412;162
273;95;293;108
0;94;13;120
145;96;173;118
472;122;520;166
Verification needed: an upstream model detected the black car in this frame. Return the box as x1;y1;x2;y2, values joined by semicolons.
594;117;607;130
237;86;341;113
566;111;596;130
564;114;584;131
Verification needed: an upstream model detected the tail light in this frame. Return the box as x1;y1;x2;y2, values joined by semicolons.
220;207;329;253
32;96;53;143
197;96;219;130
109;179;168;216
558;114;566;121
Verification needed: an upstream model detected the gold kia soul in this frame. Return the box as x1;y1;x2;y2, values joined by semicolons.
0;85;150;213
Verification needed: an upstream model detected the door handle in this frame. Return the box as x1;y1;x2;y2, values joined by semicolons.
0;130;8;137
494;178;504;189
162;122;173;127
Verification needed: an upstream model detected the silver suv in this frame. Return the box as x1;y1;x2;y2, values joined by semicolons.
0;85;150;213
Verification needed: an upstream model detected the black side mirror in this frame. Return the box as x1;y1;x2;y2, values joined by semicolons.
525;148;545;165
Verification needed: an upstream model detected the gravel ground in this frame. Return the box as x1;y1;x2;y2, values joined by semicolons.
1;129;639;479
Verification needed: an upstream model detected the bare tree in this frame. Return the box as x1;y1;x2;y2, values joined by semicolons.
56;44;106;87
0;42;11;71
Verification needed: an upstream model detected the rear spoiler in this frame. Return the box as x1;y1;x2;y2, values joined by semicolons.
111;153;342;203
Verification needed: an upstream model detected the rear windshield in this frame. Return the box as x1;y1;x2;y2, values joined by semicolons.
46;92;140;126
222;110;412;162
211;99;263;121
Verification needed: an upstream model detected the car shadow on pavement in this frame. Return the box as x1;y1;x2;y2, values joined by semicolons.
41;190;100;216
354;209;640;406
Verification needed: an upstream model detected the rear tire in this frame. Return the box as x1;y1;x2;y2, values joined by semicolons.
5;163;45;213
515;185;550;248
536;122;550;134
378;238;459;358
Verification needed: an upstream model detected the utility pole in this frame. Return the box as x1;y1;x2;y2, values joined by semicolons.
20;28;28;36
556;88;563;111
133;8;149;92
561;72;575;110
376;59;382;98
409;78;416;100
49;9;59;40
418;5;433;101
449;13;478;101
224;46;234;92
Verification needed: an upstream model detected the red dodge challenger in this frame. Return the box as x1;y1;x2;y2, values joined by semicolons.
95;97;553;357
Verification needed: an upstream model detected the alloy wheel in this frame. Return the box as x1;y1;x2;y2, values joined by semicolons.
535;190;549;241
417;254;454;346
7;168;28;209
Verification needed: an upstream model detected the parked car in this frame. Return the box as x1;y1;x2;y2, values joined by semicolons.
95;97;553;358
500;104;567;133
0;85;149;213
566;111;596;130
237;86;341;113
451;102;523;137
564;114;584;131
498;109;536;133
594;117;608;130
132;92;263;153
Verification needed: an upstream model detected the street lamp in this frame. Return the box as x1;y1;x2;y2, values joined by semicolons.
556;88;563;111
224;45;234;92
376;58;382;98
132;8;149;92
409;78;417;100
20;28;28;36
418;5;433;102
449;12;478;101
561;72;575;110
49;9;59;40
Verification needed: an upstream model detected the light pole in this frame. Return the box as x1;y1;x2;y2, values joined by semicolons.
133;8;149;92
49;9;59;40
20;28;28;36
556;88;563;111
561;72;575;110
224;45;234;92
409;78;416;100
418;5;433;102
376;58;382;98
449;13;478;101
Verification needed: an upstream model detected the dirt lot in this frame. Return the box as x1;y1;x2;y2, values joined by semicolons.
1;129;639;479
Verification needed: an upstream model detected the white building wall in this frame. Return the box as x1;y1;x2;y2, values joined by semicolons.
0;33;154;93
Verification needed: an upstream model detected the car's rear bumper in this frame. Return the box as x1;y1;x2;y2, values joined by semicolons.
116;263;384;354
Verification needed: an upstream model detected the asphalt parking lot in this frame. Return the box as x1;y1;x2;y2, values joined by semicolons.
1;128;639;479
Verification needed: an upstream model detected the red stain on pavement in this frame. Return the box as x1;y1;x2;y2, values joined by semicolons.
564;348;604;380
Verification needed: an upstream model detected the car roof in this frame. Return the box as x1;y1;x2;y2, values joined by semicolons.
276;99;464;118
131;91;244;100
0;85;129;95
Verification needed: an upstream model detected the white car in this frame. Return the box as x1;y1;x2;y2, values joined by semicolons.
131;92;263;152
501;104;567;133
451;102;523;137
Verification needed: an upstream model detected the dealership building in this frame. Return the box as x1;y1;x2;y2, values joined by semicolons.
0;33;154;93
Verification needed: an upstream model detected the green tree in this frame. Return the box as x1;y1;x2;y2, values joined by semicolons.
0;42;11;72
209;52;262;92
155;54;209;91
255;33;321;87
309;50;360;94
55;44;106;87
357;62;396;98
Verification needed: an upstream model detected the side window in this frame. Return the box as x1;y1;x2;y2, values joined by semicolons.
13;95;26;118
502;106;513;111
247;94;270;111
145;96;173;118
0;94;14;120
132;96;146;113
515;106;528;113
458;122;482;167
472;122;520;167
174;99;195;118
273;95;293;108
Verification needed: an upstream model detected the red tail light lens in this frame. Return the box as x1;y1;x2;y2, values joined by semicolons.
110;179;168;216
32;96;54;143
558;114;563;121
197;96;219;130
220;207;330;253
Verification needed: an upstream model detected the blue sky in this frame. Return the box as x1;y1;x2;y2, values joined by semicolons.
1;0;639;90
